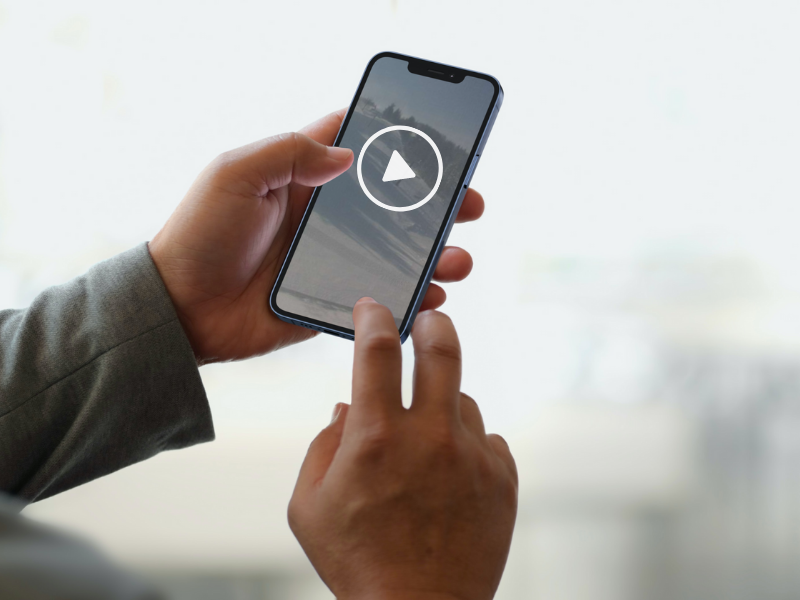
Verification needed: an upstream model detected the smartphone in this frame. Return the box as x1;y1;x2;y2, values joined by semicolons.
270;51;503;342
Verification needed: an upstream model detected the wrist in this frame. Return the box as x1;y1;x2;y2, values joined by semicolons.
146;239;206;365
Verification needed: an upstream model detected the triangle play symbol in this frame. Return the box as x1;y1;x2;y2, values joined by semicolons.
382;150;416;182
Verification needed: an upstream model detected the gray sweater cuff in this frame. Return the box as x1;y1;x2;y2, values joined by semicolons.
0;243;215;502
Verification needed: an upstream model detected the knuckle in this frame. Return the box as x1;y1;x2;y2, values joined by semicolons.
276;131;300;147
355;422;394;460
475;450;517;506
274;131;303;159
488;433;519;485
361;331;400;355
488;433;510;451
474;452;495;481
418;337;461;363
427;428;460;462
210;150;236;172
460;392;480;412
416;309;452;327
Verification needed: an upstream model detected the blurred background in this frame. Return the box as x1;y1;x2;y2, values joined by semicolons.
2;0;800;598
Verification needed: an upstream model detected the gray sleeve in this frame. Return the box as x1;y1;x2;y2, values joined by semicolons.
0;243;215;502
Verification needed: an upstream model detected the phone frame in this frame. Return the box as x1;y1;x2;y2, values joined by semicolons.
270;51;503;343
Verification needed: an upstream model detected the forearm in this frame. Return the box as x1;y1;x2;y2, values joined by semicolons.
0;244;214;502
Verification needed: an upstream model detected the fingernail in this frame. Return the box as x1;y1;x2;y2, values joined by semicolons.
330;403;343;424
327;146;352;161
355;296;376;306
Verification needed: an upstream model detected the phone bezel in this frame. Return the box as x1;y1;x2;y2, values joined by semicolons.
269;51;503;343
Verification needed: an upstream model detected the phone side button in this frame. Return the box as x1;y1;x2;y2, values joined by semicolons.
463;156;480;188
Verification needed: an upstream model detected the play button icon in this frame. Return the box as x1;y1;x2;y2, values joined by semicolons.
383;151;416;182
357;125;443;213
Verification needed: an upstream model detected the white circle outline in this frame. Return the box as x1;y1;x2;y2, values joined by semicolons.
356;125;443;212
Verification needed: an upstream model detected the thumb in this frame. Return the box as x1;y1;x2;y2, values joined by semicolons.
294;403;350;496
215;132;353;197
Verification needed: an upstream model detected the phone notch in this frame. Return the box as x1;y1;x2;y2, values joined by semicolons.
407;58;465;83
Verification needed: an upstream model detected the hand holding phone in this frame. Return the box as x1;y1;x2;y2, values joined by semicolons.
289;299;518;600
149;109;483;363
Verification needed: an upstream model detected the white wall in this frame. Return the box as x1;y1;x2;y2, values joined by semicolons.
4;1;800;598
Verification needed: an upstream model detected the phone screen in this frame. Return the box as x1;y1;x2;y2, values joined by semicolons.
273;55;498;332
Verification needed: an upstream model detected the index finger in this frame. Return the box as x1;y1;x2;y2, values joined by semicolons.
350;298;404;424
